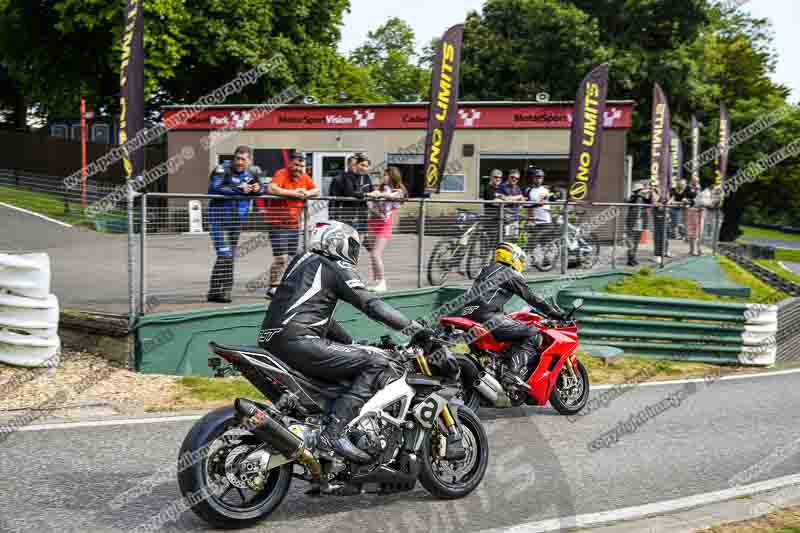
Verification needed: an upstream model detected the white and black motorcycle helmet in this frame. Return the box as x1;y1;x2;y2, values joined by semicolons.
310;221;361;265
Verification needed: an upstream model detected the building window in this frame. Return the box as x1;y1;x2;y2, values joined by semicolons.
91;123;110;144
479;155;569;201
440;174;466;193
386;153;425;197
50;124;68;139
70;124;81;141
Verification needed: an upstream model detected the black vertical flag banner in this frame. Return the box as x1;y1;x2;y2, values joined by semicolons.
120;0;145;180
715;103;730;187
422;23;464;193
567;64;609;203
650;83;671;203
691;115;700;182
670;128;683;186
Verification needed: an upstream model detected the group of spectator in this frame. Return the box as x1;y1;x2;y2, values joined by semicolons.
328;153;408;292
481;166;563;256
624;175;723;267
206;147;406;303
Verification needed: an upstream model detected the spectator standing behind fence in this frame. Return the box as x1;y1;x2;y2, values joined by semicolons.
685;176;703;255
525;167;557;252
498;169;526;220
625;180;656;267
364;167;407;293
263;151;320;299
207;146;262;303
329;153;374;235
669;179;691;240
482;169;505;256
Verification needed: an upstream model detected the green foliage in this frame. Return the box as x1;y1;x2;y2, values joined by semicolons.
349;17;428;102
0;0;351;117
460;0;607;100
739;226;800;244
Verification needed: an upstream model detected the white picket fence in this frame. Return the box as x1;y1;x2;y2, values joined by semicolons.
0;253;61;367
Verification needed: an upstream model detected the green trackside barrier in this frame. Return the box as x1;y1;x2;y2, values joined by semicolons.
557;290;776;366
134;269;629;376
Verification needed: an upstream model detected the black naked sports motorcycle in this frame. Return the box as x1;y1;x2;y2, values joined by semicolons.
177;332;489;528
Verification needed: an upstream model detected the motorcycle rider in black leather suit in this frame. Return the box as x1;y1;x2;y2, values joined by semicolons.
258;221;429;464
460;242;567;390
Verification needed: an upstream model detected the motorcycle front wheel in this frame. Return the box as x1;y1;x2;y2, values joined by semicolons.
549;359;590;415
418;405;489;499
177;406;293;528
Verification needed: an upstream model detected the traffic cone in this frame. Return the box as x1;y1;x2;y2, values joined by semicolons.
640;230;648;245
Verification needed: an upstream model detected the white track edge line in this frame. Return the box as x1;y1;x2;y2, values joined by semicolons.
15;414;202;432
10;370;800;431
0;202;73;228
480;473;800;533
590;367;800;391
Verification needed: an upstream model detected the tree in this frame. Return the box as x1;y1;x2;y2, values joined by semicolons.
349;17;428;102
0;0;352;119
459;0;607;101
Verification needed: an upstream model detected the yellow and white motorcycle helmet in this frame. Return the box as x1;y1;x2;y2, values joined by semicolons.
495;242;527;272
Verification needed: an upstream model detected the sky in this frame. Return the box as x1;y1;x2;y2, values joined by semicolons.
338;0;800;101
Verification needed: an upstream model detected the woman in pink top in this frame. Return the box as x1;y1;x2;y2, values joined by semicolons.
365;167;407;292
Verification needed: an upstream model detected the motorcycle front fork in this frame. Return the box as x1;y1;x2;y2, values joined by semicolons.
564;356;579;380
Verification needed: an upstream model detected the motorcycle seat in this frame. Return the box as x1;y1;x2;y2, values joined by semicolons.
210;343;351;397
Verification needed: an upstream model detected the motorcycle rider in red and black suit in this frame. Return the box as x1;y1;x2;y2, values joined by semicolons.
459;242;566;391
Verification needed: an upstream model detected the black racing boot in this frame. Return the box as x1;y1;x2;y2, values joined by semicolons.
318;397;372;464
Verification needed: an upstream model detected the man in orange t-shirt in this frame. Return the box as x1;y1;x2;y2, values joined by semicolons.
264;151;320;297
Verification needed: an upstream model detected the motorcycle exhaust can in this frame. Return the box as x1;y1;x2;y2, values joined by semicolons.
234;398;322;482
473;378;499;403
478;372;503;394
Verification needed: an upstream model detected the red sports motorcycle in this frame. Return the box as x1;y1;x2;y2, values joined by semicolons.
436;298;589;414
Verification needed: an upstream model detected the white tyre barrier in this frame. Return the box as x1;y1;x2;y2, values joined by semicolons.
0;253;51;299
0;293;59;338
739;305;779;366
0;330;60;367
0;253;61;367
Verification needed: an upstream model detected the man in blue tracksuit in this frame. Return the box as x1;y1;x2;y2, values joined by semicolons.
207;145;262;303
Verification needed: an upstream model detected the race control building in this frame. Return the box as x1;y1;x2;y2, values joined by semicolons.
162;100;635;204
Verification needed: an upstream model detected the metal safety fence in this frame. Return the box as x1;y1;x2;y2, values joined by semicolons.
131;194;722;318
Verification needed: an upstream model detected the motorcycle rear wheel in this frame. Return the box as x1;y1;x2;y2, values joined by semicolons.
177;407;293;528
418;406;488;499
549;360;590;415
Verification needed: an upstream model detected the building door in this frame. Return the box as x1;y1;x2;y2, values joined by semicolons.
311;152;355;226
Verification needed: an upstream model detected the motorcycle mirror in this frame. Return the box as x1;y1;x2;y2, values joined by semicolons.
572;298;584;309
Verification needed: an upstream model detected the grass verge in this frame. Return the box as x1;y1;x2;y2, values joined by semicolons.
776;248;800;263
0;185;93;227
581;353;718;384
175;376;266;402
603;262;786;304
605;267;723;301
740;225;800;243
755;260;800;285
717;256;787;303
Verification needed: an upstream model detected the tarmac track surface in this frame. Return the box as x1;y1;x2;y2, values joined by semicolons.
1;371;799;533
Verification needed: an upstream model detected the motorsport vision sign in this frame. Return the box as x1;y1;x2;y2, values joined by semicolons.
422;23;464;193
567;64;609;202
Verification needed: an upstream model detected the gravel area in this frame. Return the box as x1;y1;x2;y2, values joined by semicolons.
0;350;181;415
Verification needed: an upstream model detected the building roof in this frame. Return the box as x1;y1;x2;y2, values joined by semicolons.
161;99;636;110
